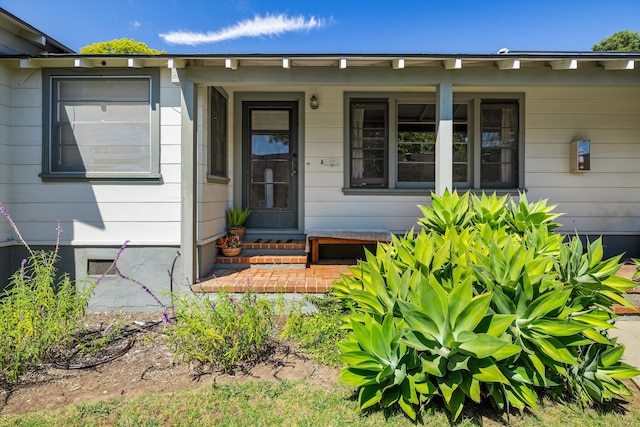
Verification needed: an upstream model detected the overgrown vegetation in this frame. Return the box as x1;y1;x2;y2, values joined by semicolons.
167;291;274;372
0;206;91;385
281;294;349;366
333;191;640;421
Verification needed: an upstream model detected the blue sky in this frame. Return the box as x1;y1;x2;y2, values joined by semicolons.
2;0;639;54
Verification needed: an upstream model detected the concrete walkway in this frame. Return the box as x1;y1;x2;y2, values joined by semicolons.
610;318;640;388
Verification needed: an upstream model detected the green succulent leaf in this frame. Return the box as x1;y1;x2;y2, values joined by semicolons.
447;388;466;421
600;364;640;379
472;363;510;385
380;384;401;408
527;319;589;336
453;293;493;339
437;371;463;403
459;333;521;361
398;396;417;420
414;377;438;395
401;376;419;405
524;289;571;320
399;302;440;342
339;367;379;387
478;314;517;337
600;345;625;367
531;335;578;365
421;354;447;377
460;374;482;403
340;351;384;371
358;385;382;411
600;290;636;309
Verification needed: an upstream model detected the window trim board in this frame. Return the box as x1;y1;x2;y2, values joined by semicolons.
41;68;161;182
343;91;525;193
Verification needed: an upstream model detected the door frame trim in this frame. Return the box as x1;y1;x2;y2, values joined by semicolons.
233;92;305;233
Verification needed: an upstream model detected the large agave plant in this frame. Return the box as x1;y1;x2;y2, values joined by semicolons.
334;190;639;421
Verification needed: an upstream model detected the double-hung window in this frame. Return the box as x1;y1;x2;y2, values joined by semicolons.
42;71;160;180
350;101;388;187
346;94;521;192
480;101;519;189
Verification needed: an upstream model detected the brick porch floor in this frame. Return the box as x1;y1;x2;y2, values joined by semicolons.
193;261;357;294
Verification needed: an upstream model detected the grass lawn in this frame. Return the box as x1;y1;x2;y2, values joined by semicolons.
2;380;640;427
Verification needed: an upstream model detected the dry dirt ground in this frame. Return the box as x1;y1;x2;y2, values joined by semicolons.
0;311;340;416
2;312;640;423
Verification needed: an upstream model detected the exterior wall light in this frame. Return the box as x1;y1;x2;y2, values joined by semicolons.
310;94;319;109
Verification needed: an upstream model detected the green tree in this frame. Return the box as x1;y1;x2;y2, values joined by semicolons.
592;29;640;52
80;38;165;54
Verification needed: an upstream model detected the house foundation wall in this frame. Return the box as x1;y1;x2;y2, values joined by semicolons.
577;235;640;260
74;245;181;311
198;240;218;279
1;244;181;311
0;246;13;292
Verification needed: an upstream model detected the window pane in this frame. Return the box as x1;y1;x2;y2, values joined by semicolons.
397;104;435;184
210;88;227;177
251;110;289;131
452;104;468;184
51;77;151;174
480;102;518;188
351;102;387;187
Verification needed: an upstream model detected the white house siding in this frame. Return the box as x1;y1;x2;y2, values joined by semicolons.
213;83;639;243
8;68;182;246
0;64;11;243
304;85;438;233
198;86;229;276
301;84;640;238
523;86;640;237
4;68;183;309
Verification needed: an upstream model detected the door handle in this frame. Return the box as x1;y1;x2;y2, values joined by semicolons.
291;153;298;176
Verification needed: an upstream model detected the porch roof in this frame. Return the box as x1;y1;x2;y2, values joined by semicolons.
4;51;640;72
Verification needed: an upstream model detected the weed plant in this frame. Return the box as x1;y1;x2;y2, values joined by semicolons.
167;291;273;372
0;205;90;385
281;294;349;366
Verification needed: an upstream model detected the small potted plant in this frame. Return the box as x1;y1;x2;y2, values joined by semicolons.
226;207;251;240
217;234;242;257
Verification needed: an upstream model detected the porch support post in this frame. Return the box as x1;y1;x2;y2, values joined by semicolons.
435;81;453;196
180;77;198;285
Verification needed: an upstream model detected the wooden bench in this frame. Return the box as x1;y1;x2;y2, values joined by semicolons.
306;230;392;264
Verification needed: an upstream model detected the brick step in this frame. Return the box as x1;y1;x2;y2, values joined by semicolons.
213;238;308;269
242;239;306;251
215;253;308;268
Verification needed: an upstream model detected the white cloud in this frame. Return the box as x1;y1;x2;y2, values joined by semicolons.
130;20;142;30
160;14;326;45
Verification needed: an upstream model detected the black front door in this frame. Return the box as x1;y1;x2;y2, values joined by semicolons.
242;101;298;229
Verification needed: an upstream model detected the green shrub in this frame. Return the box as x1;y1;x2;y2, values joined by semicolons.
0;223;90;385
280;295;349;366
333;191;639;421
167;291;273;372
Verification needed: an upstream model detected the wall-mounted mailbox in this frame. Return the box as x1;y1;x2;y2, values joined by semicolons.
571;140;590;172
